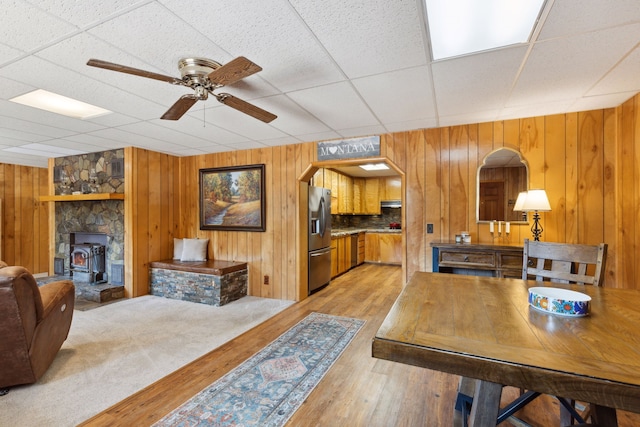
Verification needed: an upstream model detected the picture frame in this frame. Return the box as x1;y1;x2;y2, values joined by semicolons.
200;164;266;232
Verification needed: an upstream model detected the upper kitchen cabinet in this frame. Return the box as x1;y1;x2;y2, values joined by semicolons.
312;168;401;215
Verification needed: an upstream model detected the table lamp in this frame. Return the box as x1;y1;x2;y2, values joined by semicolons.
513;191;528;221
520;189;551;241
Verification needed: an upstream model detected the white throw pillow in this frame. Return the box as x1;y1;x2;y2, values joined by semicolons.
180;238;209;261
173;238;184;260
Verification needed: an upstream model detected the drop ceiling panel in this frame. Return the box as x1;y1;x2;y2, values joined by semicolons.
25;0;148;28
87;2;230;75
287;81;380;130
162;0;345;93
588;46;640;96
433;46;528;116
538;0;640;40
1;1;77;51
152;117;250;146
508;24;640;107
289;0;428;78
35;33;189;107
0;100;106;134
352;66;436;124
195;105;288;141
0;56;166;120
247;94;331;136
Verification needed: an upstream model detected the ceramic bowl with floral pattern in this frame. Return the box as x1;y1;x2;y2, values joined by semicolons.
528;287;591;317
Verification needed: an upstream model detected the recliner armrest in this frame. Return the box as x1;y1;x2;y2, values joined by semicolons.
39;280;75;318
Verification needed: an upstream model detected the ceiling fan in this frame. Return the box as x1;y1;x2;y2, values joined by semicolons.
86;56;277;122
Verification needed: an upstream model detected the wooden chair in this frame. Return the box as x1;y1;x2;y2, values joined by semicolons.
522;239;611;426
522;238;607;286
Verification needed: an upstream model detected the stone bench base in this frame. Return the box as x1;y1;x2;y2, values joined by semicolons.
149;259;247;306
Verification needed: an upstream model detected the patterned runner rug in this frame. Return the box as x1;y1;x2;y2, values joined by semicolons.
154;312;365;427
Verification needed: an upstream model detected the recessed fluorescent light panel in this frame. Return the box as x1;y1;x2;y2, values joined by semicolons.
424;0;545;60
3;143;87;158
360;163;389;171
10;89;112;119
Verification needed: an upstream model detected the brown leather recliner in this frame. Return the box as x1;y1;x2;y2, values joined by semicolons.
0;262;75;388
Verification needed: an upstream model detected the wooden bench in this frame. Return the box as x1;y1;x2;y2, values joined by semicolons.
149;259;248;306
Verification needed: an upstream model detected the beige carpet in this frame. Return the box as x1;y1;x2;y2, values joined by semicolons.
0;295;294;427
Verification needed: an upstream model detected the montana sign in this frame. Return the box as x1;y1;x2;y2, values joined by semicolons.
317;136;380;161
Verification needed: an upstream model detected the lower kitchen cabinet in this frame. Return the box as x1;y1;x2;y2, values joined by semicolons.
364;233;402;265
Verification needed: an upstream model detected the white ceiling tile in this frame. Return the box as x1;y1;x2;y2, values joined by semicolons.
162;0;345;93
0;126;50;143
353;66;436;124
194;105;288;141
508;24;640;107
588;46;640;96
87;2;229;74
338;125;388;139
258;136;303;147
0;1;77;52
251;94;331;135
538;0;640;40
0;42;25;64
288;81;380;130
25;0;150;28
0;150;48;167
499;100;575;121
289;0;428;78
296;131;342;144
570;91;639;112
152;117;250;146
223;141;268;151
433;46;528;116
384;117;439;133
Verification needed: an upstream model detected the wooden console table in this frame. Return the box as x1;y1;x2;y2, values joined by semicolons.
431;240;523;278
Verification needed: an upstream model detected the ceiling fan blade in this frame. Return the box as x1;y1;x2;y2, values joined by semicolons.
161;95;198;120
216;93;277;123
208;56;262;86
87;59;182;85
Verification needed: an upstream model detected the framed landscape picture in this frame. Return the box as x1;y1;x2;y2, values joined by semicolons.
199;164;266;232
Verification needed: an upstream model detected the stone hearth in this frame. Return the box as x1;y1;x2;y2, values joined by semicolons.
37;275;124;303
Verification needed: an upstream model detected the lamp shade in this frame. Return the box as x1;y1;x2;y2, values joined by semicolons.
521;189;551;212
513;191;528;211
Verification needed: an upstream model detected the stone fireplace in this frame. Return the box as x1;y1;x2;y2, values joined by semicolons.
53;149;125;286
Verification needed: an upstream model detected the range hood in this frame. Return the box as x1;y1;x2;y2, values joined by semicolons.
380;200;401;208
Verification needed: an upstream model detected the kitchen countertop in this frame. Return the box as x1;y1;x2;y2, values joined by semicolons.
331;228;401;237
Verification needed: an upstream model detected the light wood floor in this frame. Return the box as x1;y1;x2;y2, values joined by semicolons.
81;264;640;426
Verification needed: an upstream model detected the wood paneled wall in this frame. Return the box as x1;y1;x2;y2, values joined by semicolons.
173;94;640;296
124;147;181;298
176;145;314;301
0;163;48;272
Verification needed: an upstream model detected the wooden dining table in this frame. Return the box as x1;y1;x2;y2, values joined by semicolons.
372;272;640;426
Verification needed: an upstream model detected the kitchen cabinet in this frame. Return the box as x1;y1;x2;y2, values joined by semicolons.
364;232;402;265
357;232;365;265
331;234;353;278
314;168;401;215
330;238;338;278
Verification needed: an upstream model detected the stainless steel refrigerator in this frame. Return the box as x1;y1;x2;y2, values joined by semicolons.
308;186;331;294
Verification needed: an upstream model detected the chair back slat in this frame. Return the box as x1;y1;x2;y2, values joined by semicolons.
522;239;608;286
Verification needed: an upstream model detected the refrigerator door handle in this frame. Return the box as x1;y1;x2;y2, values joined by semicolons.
318;197;326;237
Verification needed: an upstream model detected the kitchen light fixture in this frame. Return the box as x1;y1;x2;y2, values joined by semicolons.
359;163;389;171
10;89;112;119
424;0;545;60
520;189;551;241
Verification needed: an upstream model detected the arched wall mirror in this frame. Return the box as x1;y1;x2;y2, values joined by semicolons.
476;147;529;224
